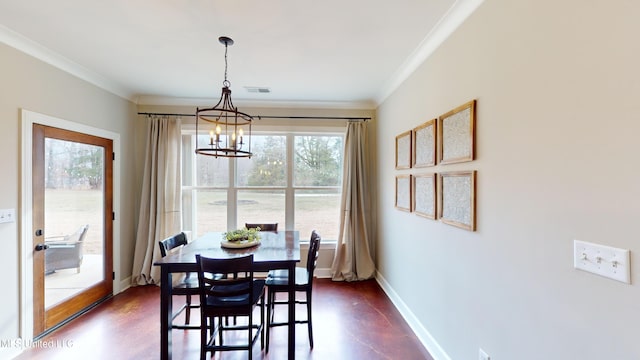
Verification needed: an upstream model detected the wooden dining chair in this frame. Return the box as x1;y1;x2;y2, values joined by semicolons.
245;223;278;232
195;254;266;360
158;232;200;330
265;230;321;352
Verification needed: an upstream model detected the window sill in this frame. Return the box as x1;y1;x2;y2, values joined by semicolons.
300;239;337;251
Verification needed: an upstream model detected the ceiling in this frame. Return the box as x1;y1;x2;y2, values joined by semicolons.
0;0;480;109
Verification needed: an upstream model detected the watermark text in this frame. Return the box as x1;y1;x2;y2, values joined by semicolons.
0;338;74;349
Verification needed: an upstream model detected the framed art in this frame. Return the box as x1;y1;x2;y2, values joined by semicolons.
438;171;476;231
395;175;412;212
412;173;436;219
438;100;476;165
395;130;412;169
412;119;437;168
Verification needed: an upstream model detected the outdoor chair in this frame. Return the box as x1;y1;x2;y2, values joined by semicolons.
45;224;89;275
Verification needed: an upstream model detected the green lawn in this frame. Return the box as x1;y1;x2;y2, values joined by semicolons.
191;190;340;239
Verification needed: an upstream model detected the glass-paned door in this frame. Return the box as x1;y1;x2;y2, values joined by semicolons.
32;124;113;336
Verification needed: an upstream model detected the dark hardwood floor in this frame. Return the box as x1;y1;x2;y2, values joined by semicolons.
15;279;433;360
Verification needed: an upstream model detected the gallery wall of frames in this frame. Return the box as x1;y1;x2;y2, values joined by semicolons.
394;99;477;231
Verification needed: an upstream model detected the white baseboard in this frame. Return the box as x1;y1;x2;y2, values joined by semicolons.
315;267;332;278
117;276;132;294
375;272;452;360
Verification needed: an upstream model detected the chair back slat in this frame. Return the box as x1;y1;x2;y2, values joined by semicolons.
196;254;256;309
158;232;188;257
245;223;278;232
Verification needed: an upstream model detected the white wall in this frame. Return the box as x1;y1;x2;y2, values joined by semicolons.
0;43;138;357
375;0;640;359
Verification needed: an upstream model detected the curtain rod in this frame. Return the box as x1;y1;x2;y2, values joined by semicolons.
137;112;370;121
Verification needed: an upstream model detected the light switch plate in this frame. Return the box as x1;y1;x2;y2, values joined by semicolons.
0;208;15;224
574;239;630;284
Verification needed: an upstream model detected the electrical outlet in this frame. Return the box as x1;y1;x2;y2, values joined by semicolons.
0;208;16;224
479;348;490;360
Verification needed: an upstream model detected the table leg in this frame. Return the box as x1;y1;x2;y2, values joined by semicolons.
160;267;173;360
287;262;296;360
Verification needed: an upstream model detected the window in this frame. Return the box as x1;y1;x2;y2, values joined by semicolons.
182;129;344;241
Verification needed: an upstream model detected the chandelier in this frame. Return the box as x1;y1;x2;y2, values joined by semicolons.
195;36;254;158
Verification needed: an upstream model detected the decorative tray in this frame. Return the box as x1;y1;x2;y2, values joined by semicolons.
220;239;261;249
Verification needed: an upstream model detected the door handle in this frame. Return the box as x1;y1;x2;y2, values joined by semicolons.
35;243;49;251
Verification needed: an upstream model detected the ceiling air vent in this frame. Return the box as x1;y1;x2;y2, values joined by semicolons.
244;86;271;94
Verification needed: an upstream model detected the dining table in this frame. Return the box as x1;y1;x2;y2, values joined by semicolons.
154;230;301;360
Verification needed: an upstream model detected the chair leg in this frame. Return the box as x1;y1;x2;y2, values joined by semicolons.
260;293;265;349
265;290;273;353
270;291;277;322
200;317;207;360
307;290;314;348
218;316;224;346
185;294;191;325
248;311;253;360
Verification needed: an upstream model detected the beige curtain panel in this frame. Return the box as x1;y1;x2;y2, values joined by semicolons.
131;116;182;285
331;121;375;281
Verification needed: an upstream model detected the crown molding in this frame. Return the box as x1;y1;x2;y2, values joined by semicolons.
0;24;135;101
135;95;376;110
375;0;485;105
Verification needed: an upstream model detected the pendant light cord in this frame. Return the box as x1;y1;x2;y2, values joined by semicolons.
223;41;230;87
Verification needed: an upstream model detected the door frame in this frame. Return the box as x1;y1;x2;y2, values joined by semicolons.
20;109;122;341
